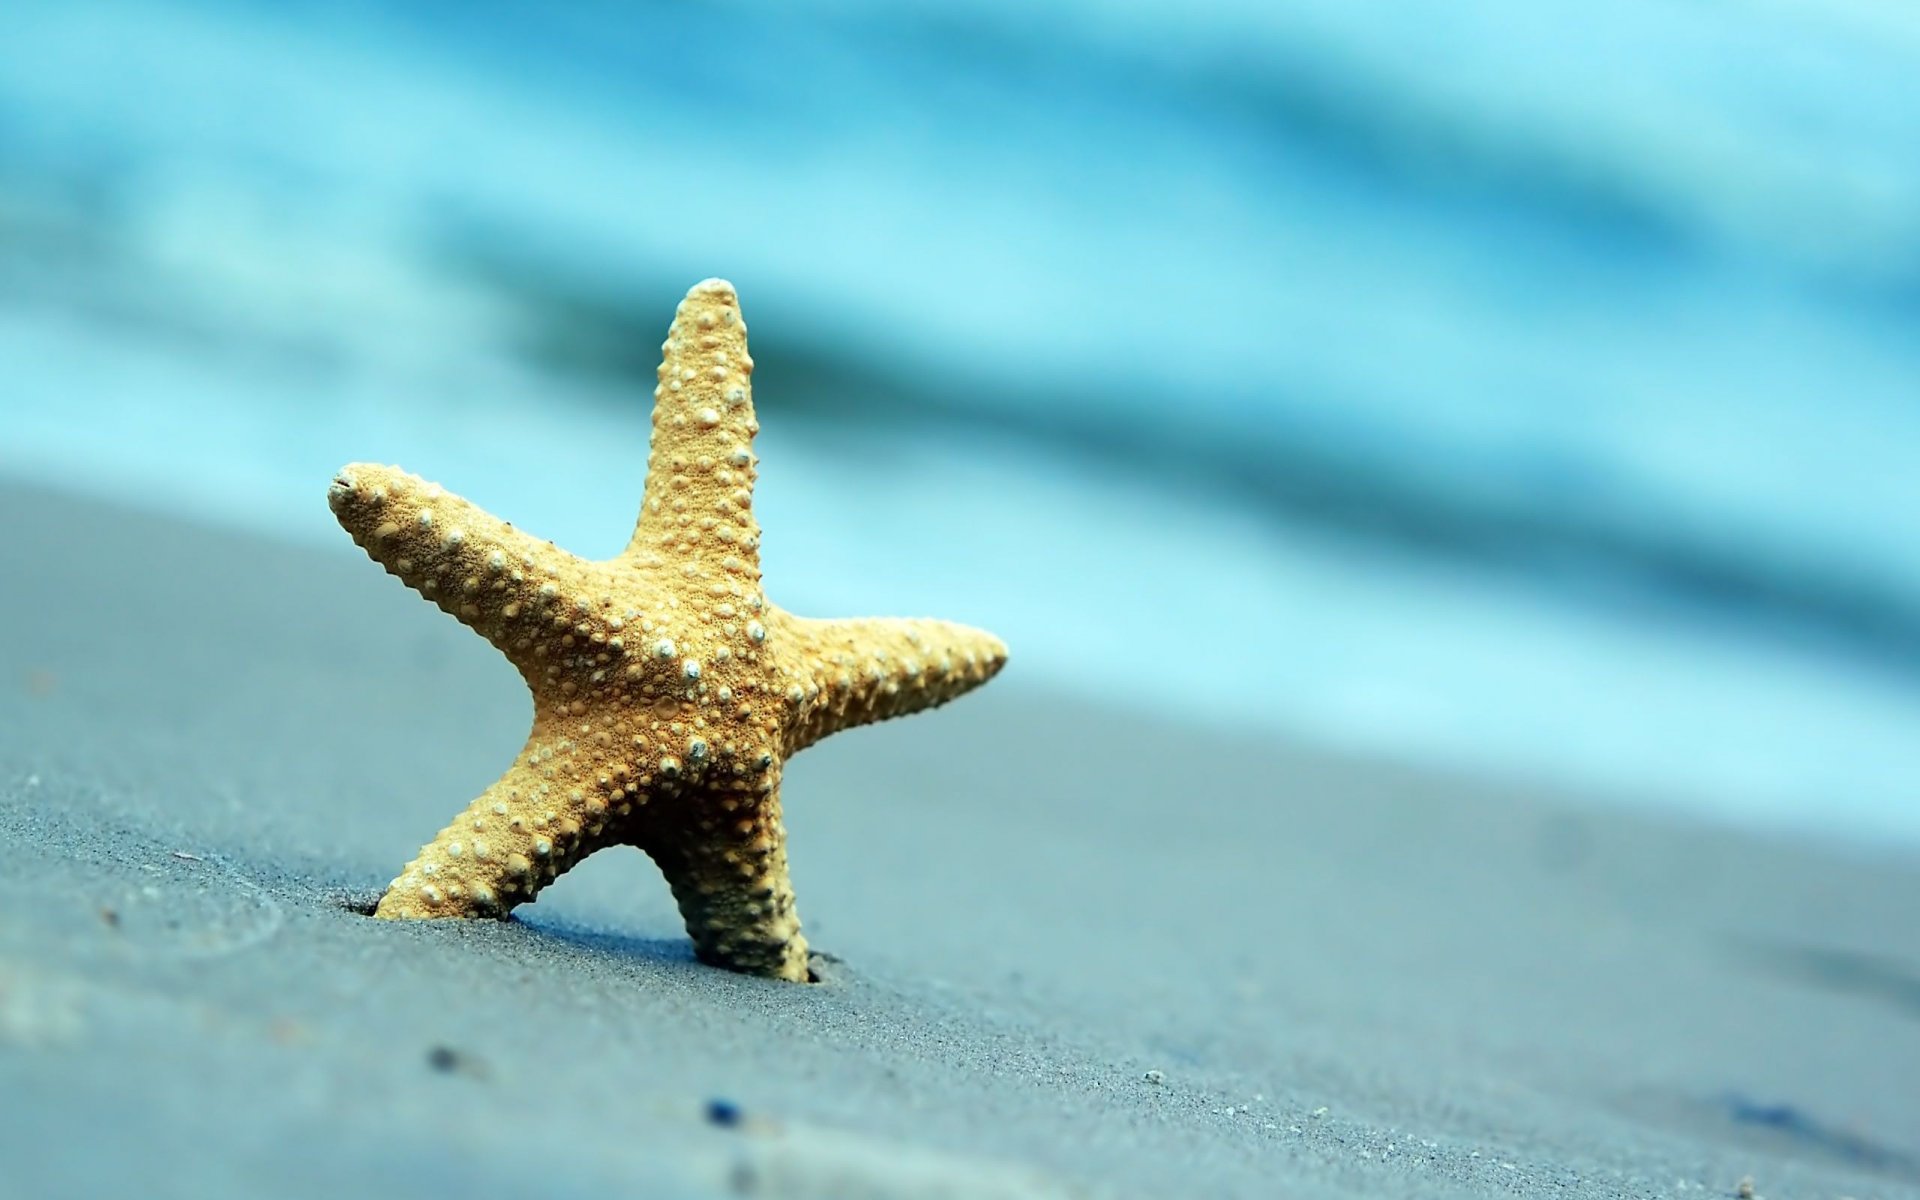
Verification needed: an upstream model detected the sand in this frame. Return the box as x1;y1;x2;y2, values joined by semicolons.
1;478;1916;1199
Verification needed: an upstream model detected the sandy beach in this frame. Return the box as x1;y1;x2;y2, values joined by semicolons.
2;477;1916;1199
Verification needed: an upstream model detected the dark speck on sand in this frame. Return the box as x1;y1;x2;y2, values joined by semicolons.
1;479;1917;1199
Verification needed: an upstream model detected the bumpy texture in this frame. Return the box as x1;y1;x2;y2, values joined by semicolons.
328;279;1006;981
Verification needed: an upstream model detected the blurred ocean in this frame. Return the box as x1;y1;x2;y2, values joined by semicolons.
3;0;1918;843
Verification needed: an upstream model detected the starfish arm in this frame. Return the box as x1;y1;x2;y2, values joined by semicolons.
374;710;638;919
776;614;1008;752
641;778;809;981
329;463;594;679
624;279;763;585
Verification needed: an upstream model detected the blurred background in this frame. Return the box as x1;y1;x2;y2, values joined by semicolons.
3;0;1917;845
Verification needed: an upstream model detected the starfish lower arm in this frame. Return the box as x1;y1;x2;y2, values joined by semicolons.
374;713;629;918
647;776;807;979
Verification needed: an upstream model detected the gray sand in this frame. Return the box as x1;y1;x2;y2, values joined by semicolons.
2;479;1916;1199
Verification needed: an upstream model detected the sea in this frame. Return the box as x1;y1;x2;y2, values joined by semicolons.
4;0;1919;845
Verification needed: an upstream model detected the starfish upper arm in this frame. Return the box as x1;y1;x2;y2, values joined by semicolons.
328;462;592;679
622;279;763;585
776;614;1008;752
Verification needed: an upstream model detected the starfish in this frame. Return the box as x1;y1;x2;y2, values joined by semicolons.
326;279;1006;981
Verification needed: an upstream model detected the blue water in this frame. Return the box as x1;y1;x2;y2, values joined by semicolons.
4;0;1919;843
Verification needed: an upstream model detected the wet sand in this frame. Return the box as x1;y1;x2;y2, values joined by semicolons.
2;479;1916;1199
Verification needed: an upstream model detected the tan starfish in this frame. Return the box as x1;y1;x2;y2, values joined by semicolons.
326;278;1006;981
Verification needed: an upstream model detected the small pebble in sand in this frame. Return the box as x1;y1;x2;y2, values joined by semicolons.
424;1044;488;1079
1142;1070;1165;1085
1736;1178;1756;1200
1311;1106;1328;1118
706;1098;744;1129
